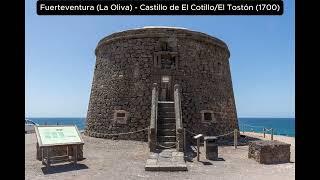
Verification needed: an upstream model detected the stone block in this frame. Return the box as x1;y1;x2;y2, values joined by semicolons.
248;140;290;164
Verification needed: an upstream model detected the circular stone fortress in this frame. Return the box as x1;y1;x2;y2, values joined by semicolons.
85;27;239;146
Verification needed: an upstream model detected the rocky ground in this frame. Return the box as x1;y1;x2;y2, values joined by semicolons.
25;132;295;180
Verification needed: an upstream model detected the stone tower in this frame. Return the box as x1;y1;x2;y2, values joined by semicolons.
85;27;239;144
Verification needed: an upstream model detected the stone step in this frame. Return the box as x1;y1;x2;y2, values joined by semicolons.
158;112;175;118
145;163;187;171
157;123;176;129
158;103;174;108
158;107;174;109
145;150;187;171
158;106;174;109
158;108;174;110
157;128;176;133
158;101;174;103
157;136;176;142
158;129;176;136
158;110;175;114
157;142;176;148
158;104;174;108
158;117;175;123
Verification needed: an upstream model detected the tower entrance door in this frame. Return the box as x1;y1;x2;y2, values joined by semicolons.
160;75;173;101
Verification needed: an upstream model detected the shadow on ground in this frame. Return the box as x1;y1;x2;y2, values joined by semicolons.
184;134;261;162
41;163;89;175
199;161;213;165
184;145;197;162
184;145;225;163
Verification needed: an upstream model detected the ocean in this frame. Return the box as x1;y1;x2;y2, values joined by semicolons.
239;118;295;137
27;117;295;137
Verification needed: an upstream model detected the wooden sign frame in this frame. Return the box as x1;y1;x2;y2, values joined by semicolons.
35;125;84;147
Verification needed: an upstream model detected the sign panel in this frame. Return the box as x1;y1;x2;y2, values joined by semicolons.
35;125;83;146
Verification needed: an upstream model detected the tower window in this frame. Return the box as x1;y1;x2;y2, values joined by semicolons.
200;110;216;123
116;113;126;118
204;113;212;121
113;110;129;124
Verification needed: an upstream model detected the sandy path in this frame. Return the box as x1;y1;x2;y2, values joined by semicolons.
25;133;295;180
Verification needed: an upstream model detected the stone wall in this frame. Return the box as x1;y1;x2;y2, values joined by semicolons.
85;27;239;141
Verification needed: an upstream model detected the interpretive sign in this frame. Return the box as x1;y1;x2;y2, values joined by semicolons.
35;125;84;147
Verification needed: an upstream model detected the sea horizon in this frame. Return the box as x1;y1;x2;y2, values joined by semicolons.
26;117;295;119
26;117;295;137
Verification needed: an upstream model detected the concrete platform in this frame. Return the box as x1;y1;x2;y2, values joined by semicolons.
145;149;187;171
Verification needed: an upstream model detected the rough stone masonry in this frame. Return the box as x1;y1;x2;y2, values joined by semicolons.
85;27;239;142
248;140;291;164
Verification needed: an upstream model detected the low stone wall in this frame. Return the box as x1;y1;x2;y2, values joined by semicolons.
248;140;290;164
36;143;84;161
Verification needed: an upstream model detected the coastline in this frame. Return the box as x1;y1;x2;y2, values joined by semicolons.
241;131;295;146
27;117;295;138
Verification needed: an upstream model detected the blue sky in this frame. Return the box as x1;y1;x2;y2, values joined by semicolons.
25;1;295;118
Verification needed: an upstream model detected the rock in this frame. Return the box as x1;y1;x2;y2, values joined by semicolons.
248;140;291;164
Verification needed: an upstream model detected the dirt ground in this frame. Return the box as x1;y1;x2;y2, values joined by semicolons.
25;132;295;180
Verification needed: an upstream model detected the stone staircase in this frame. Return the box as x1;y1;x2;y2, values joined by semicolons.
157;101;176;149
145;85;187;171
